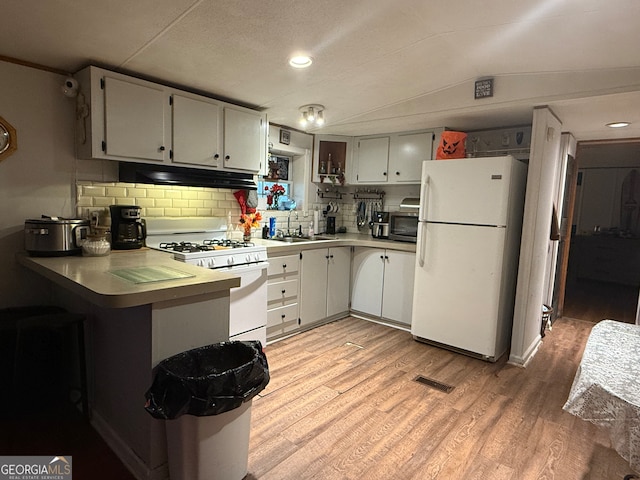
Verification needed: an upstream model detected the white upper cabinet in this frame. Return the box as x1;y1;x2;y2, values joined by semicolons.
354;131;434;184
171;94;221;167
75;66;265;173
355;136;390;183
388;131;433;183
223;107;264;172
103;76;168;162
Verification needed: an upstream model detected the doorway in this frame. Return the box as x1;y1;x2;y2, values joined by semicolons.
561;140;640;324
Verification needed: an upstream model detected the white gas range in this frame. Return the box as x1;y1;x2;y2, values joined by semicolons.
145;218;268;345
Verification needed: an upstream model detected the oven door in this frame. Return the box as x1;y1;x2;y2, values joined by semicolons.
222;262;268;344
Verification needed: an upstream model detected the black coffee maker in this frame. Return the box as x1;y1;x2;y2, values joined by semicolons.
109;205;146;250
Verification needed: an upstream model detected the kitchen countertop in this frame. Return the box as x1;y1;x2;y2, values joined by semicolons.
18;248;240;309
254;232;417;255
17;234;414;308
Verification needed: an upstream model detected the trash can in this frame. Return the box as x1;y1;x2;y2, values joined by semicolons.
145;341;269;480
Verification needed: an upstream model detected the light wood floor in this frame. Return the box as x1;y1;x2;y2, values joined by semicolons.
247;316;636;480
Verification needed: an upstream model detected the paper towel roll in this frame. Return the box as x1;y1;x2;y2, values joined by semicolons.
313;210;319;235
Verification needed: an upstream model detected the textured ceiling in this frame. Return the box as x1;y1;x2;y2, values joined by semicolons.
3;0;640;142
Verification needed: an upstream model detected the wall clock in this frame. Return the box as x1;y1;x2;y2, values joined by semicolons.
0;116;17;162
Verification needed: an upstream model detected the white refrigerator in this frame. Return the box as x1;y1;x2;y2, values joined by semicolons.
411;156;528;361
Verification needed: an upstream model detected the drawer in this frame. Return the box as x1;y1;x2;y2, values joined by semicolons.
268;279;299;303
267;303;299;329
268;254;300;277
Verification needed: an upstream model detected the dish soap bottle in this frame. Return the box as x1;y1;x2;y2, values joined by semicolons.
262;223;269;239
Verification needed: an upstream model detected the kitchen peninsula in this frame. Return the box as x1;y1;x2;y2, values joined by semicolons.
19;249;240;480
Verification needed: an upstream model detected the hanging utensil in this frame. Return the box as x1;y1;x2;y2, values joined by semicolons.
357;201;366;227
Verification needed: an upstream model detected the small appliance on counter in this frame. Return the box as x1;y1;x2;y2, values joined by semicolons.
370;211;389;239
109;205;146;250
24;217;90;256
326;216;336;235
389;197;419;242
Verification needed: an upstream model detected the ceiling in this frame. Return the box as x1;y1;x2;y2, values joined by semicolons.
3;0;640;144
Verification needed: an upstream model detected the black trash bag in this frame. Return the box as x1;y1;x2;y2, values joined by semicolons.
144;340;269;419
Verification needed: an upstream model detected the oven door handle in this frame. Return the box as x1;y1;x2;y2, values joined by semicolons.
220;261;269;273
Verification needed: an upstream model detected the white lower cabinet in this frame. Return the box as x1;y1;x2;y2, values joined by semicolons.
266;253;300;341
351;247;415;326
299;247;351;327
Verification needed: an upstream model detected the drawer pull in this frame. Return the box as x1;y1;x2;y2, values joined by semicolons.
282;264;287;268
281;289;286;294
281;314;286;319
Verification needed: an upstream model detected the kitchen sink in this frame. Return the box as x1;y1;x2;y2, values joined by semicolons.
271;236;331;243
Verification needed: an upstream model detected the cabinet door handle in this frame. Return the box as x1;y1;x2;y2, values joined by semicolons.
282;264;287;268
214;153;219;159
380;255;384;259
281;314;286;319
395;171;400;175
225;155;231;160
281;289;286;294
384;255;389;260
330;255;334;258
383;171;387;176
159;146;165;151
326;255;330;259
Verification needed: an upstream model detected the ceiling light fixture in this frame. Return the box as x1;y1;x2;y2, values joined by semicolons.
299;104;325;128
606;121;631;128
289;55;313;69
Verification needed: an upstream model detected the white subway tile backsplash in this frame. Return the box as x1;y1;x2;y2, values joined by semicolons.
126;187;147;197
181;190;199;200
164;208;182;216
172;199;190;208
154;199;173;208
94;197;115;207
165;190;183;199
106;186;127;197
136;198;156;208
146;189;166;199
180;208;198;216
145;208;165;217
196;208;213;216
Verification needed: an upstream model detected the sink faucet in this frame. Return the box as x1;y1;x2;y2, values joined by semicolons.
287;209;299;236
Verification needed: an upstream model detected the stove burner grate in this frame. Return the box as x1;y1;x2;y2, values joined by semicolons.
202;239;255;248
158;241;217;253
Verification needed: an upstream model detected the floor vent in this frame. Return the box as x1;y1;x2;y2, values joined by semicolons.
414;375;455;393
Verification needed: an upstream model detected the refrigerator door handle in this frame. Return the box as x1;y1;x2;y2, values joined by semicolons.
418;222;427;267
419;175;430;221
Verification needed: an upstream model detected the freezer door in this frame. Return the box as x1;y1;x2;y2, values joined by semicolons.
411;222;510;359
420;156;514;226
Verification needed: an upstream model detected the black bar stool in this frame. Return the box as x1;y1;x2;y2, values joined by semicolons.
0;306;88;419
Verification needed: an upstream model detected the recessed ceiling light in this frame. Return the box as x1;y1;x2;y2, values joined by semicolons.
289;55;313;69
606;121;631;128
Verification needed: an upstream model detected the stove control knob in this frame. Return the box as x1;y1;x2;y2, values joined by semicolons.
246;254;252;263
197;259;206;267
227;256;234;265
208;258;216;268
254;254;261;262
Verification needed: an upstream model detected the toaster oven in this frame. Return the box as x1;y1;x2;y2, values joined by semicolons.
389;212;418;242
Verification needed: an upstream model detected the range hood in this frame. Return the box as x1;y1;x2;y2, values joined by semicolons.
119;162;257;190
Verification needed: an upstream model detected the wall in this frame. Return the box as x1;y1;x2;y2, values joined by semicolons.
0;60;76;307
510;107;563;366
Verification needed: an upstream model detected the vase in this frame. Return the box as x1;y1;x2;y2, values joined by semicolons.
243;233;251;242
